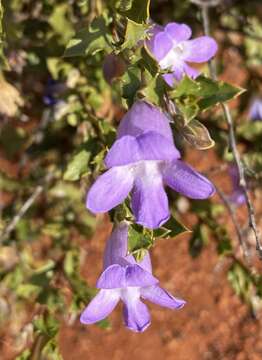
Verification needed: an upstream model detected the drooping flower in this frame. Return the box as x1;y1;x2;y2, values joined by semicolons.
80;222;185;332
86;101;215;229
228;165;245;206
249;97;262;121
146;22;218;86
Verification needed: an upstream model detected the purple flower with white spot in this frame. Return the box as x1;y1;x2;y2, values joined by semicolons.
146;22;218;86
228;165;245;206
86;101;215;229
80;222;185;332
249;98;262;121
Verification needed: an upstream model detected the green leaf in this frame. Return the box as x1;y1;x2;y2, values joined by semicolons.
34;314;60;338
137;71;166;107
170;75;245;111
64;16;112;57
189;223;209;258
63;149;90;181
228;262;253;304
180;119;215;150
171;76;200;98
15;349;31;360
128;224;153;258
121;19;148;50
48;4;74;42
198;80;245;110
63;139;100;181
122;0;151;23
121;65;141;103
237;121;262;141
153;216;190;239
176;100;199;123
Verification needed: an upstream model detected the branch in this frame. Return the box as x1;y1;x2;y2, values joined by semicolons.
215;185;250;262
199;3;262;258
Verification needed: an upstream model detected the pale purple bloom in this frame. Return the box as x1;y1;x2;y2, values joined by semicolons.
80;222;185;332
249;98;262;121
86;101;215;229
229;165;245;206
146;22;218;86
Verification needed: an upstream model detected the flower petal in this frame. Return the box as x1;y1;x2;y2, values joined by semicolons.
80;289;119;324
137;131;180;161
122;289;151;332
125;265;158;287
138;252;152;273
97;264;125;289
182;36;218;63
141;285;186;309
151;31;173;62
104;135;141;168
164;159;215;199
131;174;170;229
105;132;180;168
117;101;174;143
103;222;129;269
165;22;192;43
86;166;134;213
183;63;200;79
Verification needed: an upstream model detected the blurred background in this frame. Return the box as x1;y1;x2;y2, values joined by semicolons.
0;0;262;359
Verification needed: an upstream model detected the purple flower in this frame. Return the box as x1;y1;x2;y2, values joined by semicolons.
229;165;245;206
86;101;215;229
43;78;66;106
146;22;218;86
249;98;262;121
80;222;185;332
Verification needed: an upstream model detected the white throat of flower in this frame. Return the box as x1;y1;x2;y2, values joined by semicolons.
130;160;165;185
159;42;185;70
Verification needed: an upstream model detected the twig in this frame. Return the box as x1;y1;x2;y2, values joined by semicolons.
0;173;53;244
199;3;262;258
215;185;250;262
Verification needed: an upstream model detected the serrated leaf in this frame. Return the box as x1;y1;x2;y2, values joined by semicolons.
64;16;112;57
180;119;215;150
122;0;150;23
153;216;190;239
137;72;165;107
128;224;153;254
198;81;245;110
176;99;199;123
171;75;200;98
170;75;245;111
121;19;148;50
121;65;141;102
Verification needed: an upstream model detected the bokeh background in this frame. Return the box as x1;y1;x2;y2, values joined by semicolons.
0;1;262;359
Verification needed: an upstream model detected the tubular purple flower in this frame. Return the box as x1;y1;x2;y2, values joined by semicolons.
80;222;185;332
249;98;262;121
228;165;245;206
146;22;218;86
86;101;215;229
